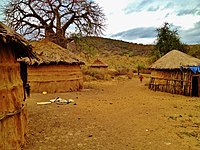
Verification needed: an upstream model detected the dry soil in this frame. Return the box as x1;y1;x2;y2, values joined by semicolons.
22;76;200;150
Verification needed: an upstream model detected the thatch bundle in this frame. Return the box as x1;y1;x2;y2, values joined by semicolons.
25;39;85;93
0;22;34;149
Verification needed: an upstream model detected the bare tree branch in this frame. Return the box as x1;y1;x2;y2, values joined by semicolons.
3;0;106;48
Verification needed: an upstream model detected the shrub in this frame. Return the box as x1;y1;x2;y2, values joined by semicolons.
82;67;111;81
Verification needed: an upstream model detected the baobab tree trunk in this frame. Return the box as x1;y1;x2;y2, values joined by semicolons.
45;29;73;48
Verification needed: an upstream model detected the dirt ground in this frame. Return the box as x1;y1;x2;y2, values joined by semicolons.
22;76;200;150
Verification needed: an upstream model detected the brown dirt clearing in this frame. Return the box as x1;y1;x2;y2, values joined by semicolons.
22;77;200;150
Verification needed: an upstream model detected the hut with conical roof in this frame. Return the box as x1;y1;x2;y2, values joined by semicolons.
24;39;85;93
90;59;108;69
0;22;35;149
149;50;200;96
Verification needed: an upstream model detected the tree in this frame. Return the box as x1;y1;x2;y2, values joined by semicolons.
3;0;106;48
154;22;188;58
135;62;145;75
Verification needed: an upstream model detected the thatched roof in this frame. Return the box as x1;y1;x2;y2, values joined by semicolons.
26;39;84;65
0;22;35;58
149;50;200;70
90;59;108;67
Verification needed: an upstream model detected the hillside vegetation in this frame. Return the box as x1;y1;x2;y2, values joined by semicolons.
70;36;154;57
68;36;200;81
188;44;200;59
67;36;154;81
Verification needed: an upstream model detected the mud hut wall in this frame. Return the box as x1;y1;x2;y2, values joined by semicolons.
182;71;193;95
0;47;27;150
28;64;83;93
150;70;192;95
151;70;184;84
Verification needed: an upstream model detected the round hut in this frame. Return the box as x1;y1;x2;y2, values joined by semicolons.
26;39;85;93
90;59;108;69
149;50;200;96
0;22;34;149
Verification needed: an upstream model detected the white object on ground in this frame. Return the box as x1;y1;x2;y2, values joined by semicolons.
49;97;75;104
37;102;51;105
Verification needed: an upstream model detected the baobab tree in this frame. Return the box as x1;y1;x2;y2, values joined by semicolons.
4;0;106;48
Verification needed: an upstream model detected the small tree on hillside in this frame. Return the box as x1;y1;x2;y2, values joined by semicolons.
135;62;145;75
154;22;188;58
3;0;106;48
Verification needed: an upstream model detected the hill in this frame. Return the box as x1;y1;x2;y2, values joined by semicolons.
67;36;200;80
188;44;200;59
69;36;154;57
67;37;154;80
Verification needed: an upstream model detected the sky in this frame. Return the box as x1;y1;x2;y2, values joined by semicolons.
0;0;200;45
94;0;200;45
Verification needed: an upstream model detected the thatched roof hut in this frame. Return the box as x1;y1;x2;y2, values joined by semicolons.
90;59;108;68
0;22;34;149
0;22;34;59
27;39;84;65
149;50;200;96
24;39;85;93
150;50;200;69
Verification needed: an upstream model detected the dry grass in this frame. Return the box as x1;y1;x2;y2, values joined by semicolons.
81;54;151;81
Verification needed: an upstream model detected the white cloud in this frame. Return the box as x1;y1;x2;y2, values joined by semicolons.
94;0;134;34
94;0;200;44
94;0;132;14
164;14;200;30
130;38;156;44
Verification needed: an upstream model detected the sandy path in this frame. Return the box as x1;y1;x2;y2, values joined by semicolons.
22;77;200;150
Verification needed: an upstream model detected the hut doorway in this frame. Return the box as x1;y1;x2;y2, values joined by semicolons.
20;62;27;88
192;76;199;97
